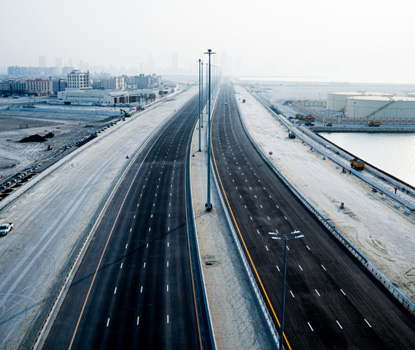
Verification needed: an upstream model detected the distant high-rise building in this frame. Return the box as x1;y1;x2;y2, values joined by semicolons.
140;63;144;73
147;54;155;73
55;58;62;68
172;52;178;70
39;55;46;67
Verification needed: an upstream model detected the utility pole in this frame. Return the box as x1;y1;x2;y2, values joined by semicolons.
204;49;215;211
269;230;304;350
198;59;202;152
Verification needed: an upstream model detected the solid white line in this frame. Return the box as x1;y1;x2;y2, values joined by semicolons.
276;265;280;272
299;265;303;271
140;286;143;293
143;262;146;268
336;320;343;329
307;322;314;331
321;264;327;271
120;263;123;269
265;246;269;251
114;287;117;294
315;289;320;296
290;290;295;298
340;289;346;296
137;316;140;325
364;319;372;328
106;318;110;327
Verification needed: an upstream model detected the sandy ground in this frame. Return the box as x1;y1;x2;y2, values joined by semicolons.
190;107;275;349
0;110;120;182
234;85;415;303
0;87;197;349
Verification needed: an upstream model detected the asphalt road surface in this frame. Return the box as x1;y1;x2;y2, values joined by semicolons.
211;84;415;349
43;96;211;349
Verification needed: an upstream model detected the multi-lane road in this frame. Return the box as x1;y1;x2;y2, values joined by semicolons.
211;84;415;349
43;96;211;349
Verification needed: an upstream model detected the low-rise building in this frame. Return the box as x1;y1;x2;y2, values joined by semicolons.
67;69;91;90
25;79;52;96
57;89;157;105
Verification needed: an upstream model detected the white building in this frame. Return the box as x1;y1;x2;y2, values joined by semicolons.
98;77;125;90
345;96;415;122
25;79;52;96
327;92;395;111
57;89;157;105
66;69;91;90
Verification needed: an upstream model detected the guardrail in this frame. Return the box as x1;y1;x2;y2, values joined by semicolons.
242;91;415;317
254;94;415;210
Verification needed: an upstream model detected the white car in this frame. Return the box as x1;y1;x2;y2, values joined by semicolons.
0;223;13;236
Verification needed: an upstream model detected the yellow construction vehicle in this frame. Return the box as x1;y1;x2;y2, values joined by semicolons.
350;158;365;170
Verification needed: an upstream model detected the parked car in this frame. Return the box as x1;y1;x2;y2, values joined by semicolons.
0;223;13;236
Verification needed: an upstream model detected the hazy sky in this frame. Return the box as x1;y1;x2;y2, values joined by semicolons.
1;0;415;83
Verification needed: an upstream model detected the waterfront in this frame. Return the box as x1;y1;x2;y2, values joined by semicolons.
320;132;415;186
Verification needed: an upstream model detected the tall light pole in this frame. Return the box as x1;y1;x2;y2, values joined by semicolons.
198;59;202;152
205;63;208;116
268;230;304;350
204;49;215;212
201;60;203;128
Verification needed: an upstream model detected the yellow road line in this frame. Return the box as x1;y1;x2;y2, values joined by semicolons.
210;94;293;350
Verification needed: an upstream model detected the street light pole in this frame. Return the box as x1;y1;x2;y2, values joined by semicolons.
204;49;215;211
269;230;304;350
198;59;202;152
201;60;203;128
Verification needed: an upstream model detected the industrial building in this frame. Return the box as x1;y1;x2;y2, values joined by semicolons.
327;92;395;111
57;89;157;105
345;96;415;122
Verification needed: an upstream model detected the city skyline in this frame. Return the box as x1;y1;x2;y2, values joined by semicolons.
1;0;415;83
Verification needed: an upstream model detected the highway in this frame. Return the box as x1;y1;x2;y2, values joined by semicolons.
211;84;415;349
43;96;211;349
